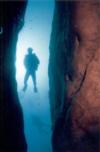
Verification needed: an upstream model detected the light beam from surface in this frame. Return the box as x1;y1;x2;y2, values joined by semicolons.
16;0;54;91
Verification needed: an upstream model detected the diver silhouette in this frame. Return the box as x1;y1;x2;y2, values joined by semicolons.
23;47;40;92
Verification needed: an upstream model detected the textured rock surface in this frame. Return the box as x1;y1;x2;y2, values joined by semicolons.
49;1;72;125
49;1;100;151
68;0;100;140
0;1;27;151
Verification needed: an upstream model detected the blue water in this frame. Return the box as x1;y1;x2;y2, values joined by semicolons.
16;0;54;151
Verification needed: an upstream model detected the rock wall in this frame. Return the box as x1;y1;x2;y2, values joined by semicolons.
49;1;73;125
49;1;100;151
0;1;27;151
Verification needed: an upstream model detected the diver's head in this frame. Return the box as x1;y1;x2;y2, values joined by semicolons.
28;47;33;54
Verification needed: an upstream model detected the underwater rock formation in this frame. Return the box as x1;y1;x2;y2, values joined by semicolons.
49;1;100;152
0;1;27;151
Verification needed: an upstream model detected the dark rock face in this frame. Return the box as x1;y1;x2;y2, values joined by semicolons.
49;1;100;152
49;1;72;125
0;1;27;151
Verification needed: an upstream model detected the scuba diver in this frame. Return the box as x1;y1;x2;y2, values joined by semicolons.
23;47;40;92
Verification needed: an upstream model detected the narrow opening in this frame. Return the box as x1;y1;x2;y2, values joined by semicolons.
16;1;54;151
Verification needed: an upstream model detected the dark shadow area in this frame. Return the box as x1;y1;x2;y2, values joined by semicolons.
0;1;27;151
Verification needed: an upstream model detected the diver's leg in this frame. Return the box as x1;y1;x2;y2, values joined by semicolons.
23;71;29;91
31;72;37;92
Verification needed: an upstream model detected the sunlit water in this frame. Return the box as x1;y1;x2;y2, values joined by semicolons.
16;1;54;152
